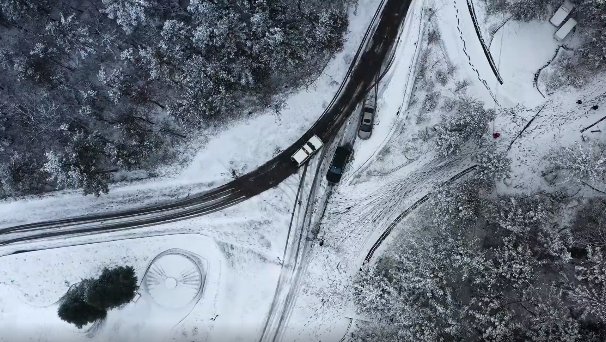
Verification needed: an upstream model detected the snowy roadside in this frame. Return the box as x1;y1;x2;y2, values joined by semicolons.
0;0;383;227
274;1;432;340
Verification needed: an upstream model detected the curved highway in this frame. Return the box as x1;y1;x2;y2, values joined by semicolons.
0;0;413;248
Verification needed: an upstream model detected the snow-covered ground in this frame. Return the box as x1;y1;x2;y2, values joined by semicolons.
177;0;383;186
3;0;605;340
0;171;303;342
0;0;383;227
490;20;559;107
275;0;441;340
272;0;606;340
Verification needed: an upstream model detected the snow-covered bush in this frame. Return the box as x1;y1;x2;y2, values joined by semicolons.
571;199;606;250
571;247;606;322
435;97;495;156
545;142;606;187
489;196;554;233
472;142;511;188
101;0;149;34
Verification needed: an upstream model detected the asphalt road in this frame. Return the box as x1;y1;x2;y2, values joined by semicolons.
0;0;413;248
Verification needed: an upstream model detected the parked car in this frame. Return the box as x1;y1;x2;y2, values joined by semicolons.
550;0;574;27
326;145;353;183
358;91;376;140
554;18;577;41
291;135;323;166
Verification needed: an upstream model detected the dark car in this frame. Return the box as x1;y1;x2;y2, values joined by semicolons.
326;145;353;183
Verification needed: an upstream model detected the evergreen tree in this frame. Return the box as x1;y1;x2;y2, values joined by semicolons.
57;266;137;328
85;266;138;310
58;282;107;329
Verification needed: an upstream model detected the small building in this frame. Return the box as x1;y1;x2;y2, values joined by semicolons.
555;18;577;41
550;0;575;27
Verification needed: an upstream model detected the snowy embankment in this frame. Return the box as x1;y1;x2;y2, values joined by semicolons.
0;0;382;227
276;0;430;340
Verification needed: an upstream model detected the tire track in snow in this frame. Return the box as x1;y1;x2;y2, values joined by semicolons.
466;0;503;84
363;164;478;264
347;3;427;181
452;0;500;105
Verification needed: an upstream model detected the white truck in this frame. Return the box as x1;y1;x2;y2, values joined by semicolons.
550;1;574;27
291;135;323;166
555;18;577;41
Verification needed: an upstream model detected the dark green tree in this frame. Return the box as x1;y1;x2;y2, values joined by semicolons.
58;283;106;329
85;266;138;310
57;266;138;328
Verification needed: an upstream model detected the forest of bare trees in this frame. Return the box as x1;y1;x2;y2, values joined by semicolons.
354;174;606;341
0;0;352;197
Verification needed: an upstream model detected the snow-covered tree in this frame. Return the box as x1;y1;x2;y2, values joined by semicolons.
435;97;495;156
546;142;606;187
571;199;606;250
354;177;604;341
572;248;606;323
0;0;352;198
44;13;95;63
45;128;113;196
101;0;149;34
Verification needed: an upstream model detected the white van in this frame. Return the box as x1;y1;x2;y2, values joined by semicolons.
291;135;323;166
555;18;577;40
550;1;574;26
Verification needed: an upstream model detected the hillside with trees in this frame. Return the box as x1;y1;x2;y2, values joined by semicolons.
0;0;352;198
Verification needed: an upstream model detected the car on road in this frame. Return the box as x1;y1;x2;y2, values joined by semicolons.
326;145;353;184
358;91;376;139
291;135;324;166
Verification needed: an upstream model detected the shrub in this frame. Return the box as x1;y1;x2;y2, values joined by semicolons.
58;266;137;328
435;97;495;156
58;283;106;329
85;266;138;310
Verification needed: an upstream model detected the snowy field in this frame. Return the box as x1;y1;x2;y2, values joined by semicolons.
0;234;279;342
0;169;311;341
0;0;383;227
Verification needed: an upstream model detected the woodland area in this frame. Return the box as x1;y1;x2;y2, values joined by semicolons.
352;75;606;342
354;174;606;341
0;0;351;197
